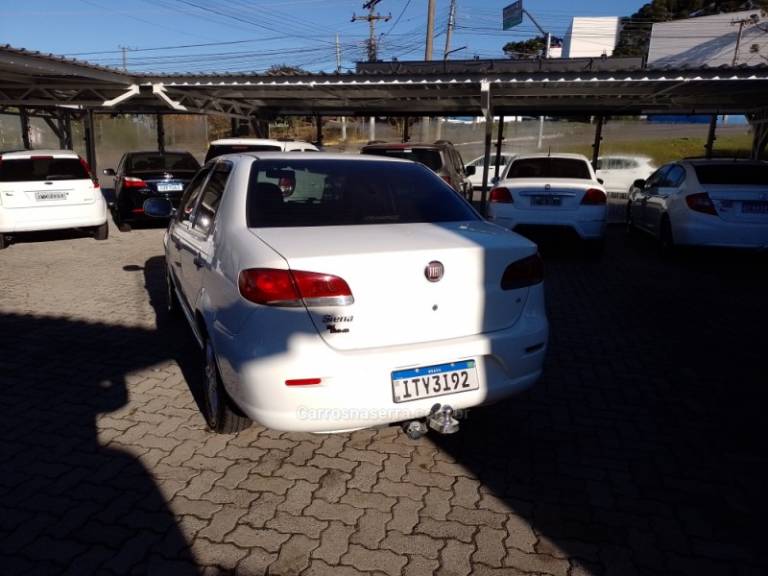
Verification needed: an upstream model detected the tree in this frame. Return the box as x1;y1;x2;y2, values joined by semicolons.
503;35;563;59
614;1;768;57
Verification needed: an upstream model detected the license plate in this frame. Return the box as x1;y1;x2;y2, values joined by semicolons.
742;201;768;214
157;182;183;192
531;195;561;206
35;191;67;201
391;360;479;403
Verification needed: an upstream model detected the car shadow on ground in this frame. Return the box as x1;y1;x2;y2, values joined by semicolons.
0;312;200;574
431;227;768;574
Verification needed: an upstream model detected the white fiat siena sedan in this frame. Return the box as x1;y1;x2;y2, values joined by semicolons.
147;153;548;435
487;153;607;254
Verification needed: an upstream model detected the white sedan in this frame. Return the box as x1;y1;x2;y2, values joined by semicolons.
487;153;607;252
0;149;108;249
627;159;768;251
146;153;548;435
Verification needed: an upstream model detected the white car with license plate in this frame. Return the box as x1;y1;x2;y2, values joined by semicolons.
627;159;768;251
146;153;548;435
487;153;607;252
0;149;107;249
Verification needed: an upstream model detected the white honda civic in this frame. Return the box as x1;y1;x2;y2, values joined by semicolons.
146;153;548;435
487;153;607;254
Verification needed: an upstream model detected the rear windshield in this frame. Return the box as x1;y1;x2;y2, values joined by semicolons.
0;157;89;182
361;148;443;171
126;153;200;173
247;159;477;228
694;164;768;186
205;144;281;163
506;158;592;180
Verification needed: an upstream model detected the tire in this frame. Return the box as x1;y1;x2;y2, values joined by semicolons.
659;217;675;258
0;233;7;250
625;204;636;239
113;206;131;232
203;338;251;434
94;222;109;241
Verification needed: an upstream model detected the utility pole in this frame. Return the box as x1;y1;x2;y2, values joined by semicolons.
336;33;347;141
119;45;129;71
352;1;391;62
425;0;436;60
731;14;760;66
443;0;457;59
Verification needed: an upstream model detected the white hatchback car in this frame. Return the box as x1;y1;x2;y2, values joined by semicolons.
0;149;108;249
627;159;768;251
146;153;548;435
205;138;319;163
487;153;607;252
465;153;516;190
595;155;656;198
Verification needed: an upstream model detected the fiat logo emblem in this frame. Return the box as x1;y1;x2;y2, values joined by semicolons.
425;261;444;282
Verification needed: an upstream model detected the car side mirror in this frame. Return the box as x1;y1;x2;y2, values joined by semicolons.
632;178;646;189
597;178;604;185
465;165;476;176
143;197;174;218
103;168;116;177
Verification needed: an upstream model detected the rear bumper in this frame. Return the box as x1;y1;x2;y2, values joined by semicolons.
674;215;768;249
0;201;107;233
213;284;549;433
490;206;607;240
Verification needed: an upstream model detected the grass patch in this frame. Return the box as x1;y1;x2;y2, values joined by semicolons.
562;134;756;165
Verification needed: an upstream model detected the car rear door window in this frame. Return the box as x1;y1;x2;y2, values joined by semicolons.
0;157;89;182
178;166;212;223
193;162;232;236
247;159;477;228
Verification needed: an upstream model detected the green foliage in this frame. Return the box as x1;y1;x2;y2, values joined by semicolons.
614;1;768;57
503;36;549;59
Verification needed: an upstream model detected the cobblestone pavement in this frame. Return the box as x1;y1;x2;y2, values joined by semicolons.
1;224;766;575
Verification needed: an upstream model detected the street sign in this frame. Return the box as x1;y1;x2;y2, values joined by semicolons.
503;1;523;30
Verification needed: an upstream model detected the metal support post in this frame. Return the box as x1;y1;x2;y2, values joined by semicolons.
537;116;544;149
704;114;718;159
315;115;323;147
156;114;166;153
494;116;505;182
20;107;31;150
369;116;376;141
591;115;604;169
83;110;97;174
341;116;347;141
403;117;410;143
62;111;73;150
479;80;493;213
230;117;238;137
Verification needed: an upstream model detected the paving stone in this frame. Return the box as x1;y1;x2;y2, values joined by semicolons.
372;479;427;501
305;499;364;525
503;548;570;576
340;488;397;512
388;498;423;533
416;518;475;543
314;469;351;503
505;514;538;553
381;530;443;559
269;534;318;576
276;463;326;483
197;507;248;541
350;509;391;548
236;547;277;576
308;455;358;473
312;520;356;564
266;512;329;538
225;526;291;552
341;544;408;576
437;541;475;576
474;527;507;567
277;479;318;515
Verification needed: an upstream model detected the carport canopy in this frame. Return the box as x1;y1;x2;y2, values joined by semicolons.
2;44;768;207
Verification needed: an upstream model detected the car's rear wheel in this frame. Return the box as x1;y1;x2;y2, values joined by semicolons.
203;338;251;434
0;232;8;250
94;222;109;241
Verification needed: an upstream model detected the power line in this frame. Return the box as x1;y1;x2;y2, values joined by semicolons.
352;1;391;62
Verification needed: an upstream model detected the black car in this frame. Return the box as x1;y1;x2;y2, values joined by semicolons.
105;151;200;228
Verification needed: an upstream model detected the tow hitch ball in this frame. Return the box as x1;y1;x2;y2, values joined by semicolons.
427;403;460;435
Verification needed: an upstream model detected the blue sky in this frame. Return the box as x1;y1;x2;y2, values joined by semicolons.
0;0;644;73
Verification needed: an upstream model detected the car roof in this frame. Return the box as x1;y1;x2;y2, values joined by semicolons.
0;149;79;159
511;152;590;161
225;151;413;164
209;138;312;146
683;158;767;166
362;142;442;150
124;150;193;156
598;155;653;161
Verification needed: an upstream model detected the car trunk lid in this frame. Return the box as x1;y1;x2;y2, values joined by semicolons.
0;156;96;209
251;222;537;351
503;179;595;211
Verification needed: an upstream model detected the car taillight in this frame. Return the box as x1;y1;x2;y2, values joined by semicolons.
686;192;717;215
79;157;100;188
581;188;606;205
123;176;148;188
501;253;544;290
489;187;513;203
238;268;354;307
